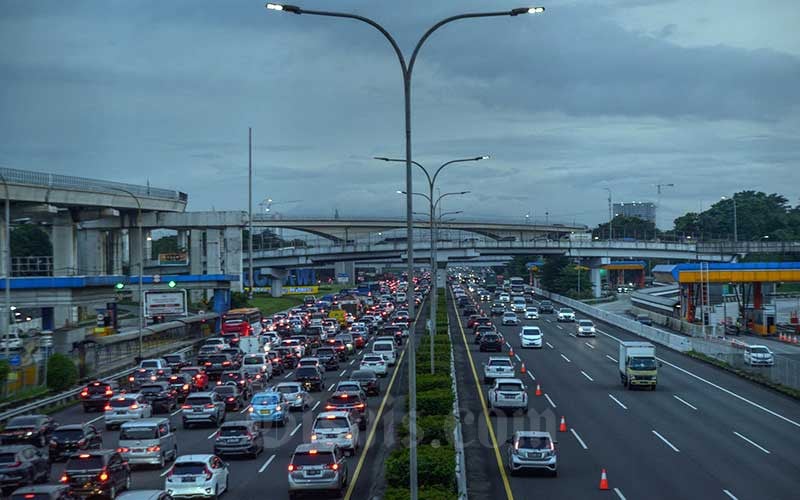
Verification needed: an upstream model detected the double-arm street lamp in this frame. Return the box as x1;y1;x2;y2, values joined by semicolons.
112;188;145;361
265;4;545;498
721;195;738;242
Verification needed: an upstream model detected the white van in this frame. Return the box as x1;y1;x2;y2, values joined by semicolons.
372;340;397;366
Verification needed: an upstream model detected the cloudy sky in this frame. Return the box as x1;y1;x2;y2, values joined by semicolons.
1;0;798;228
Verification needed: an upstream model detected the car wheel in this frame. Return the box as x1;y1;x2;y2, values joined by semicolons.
109;486;117;499
158;452;165;469
125;472;131;490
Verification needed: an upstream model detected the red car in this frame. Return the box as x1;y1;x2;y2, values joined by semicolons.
350;332;366;349
179;366;209;391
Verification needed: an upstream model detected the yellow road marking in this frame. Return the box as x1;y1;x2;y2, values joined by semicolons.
451;288;514;499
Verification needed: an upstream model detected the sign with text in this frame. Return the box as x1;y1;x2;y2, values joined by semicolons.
158;252;189;266
251;286;320;295
144;290;187;317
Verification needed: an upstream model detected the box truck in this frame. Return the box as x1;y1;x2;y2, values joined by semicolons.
618;341;659;390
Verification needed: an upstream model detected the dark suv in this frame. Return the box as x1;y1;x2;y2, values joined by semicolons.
0;445;50;494
212;384;245;411
213;421;264;458
48;424;103;461
139;382;178;413
60;450;130;499
349;370;379;397
480;333;504;352
315;347;340;371
324;392;368;430
0;415;57;448
294;366;325;392
490;303;505;315
167;373;193;402
203;354;234;379
539;301;554;314
79;380;117;412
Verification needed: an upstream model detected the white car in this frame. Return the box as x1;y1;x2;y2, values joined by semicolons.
524;307;539;320
0;332;23;350
576;320;596;337
501;312;519;326
203;338;229;351
488;378;528;413
499;293;511;303
104;393;153;429
372;340;397;366
483;356;515;384
311;411;360;456
519;326;543;348
556;308;576;322
165;454;230;499
360;354;388;377
744;345;774;366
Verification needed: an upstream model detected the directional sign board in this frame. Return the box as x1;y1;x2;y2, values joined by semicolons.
144;290;187;317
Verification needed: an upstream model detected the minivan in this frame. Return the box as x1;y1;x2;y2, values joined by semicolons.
372;340;396;366
118;418;177;468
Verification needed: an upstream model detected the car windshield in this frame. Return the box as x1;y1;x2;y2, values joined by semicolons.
489;360;512;367
164;355;182;363
244;356;264;365
109;398;136;408
140;385;164;393
630;358;658;370
315;417;349;429
579;320;593;327
560;309;573;314
276;385;300;395
219;426;250;437
253;394;281;405
373;343;392;351
751;347;771;354
497;383;523;391
186;397;212;406
140;360;161;368
317;349;335;356
209;355;228;363
337;383;361;392
65;455;104;471
483;335;499;341
120;426;157;440
181;369;200;377
295;367;319;377
518;436;550;449
52;429;85;440
172;462;207;475
522;329;541;336
351;371;375;381
8;417;40;426
214;386;235;395
292;452;334;466
86;384;110;394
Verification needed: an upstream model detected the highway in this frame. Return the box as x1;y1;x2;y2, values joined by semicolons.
40;324;415;499
451;286;800;499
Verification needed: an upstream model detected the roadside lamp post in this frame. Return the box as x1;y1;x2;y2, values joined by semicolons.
112;188;145;360
0;174;10;362
721;195;738;243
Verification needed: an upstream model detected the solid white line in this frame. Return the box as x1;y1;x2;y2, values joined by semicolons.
258;454;276;473
556;325;563;330
527;371;536;382
328;383;335;392
239;405;251;414
514;354;521;362
207;429;219;440
290;423;302;437
614;487;627;500
608;394;628;410
733;431;771;454
545;319;551;323
160;466;174;477
605;354;618;363
546;342;554;349
170;408;183;417
311;401;320;411
596;328;800;429
722;489;738;500
544;394;557;409
652;429;680;452
584;342;595;349
568;333;576;338
570;428;588;450
340;370;347;377
560;354;571;363
283;372;292;379
87;415;104;424
581;370;594;382
673;395;698;411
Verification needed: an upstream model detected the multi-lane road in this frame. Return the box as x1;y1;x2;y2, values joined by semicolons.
452;286;800;499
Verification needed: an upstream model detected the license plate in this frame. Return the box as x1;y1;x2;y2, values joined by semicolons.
117;411;126;415
182;477;196;483
259;409;271;415
306;470;320;476
133;448;144;453
194;408;202;412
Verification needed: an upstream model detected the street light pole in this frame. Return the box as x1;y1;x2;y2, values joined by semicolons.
0;174;10;362
113;188;144;360
721;195;739;242
265;5;544;497
248;128;255;298
604;187;613;240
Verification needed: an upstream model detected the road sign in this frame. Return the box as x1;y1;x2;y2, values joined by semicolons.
144;290;187;317
9;354;21;367
153;274;161;284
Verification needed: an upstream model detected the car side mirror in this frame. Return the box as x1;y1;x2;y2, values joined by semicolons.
505;438;513;444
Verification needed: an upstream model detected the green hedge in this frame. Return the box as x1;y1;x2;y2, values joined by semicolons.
384;486;457;500
416;388;454;416
415;373;451;392
397;414;456;446
386;446;457;490
46;354;78;392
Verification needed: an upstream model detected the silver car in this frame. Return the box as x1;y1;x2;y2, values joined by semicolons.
273;382;312;411
180;392;226;429
501;312;519;326
488;378;528;413
310;411;359;456
104;394;153;430
287;443;348;497
118;418;178;468
506;431;557;476
483;356;515;384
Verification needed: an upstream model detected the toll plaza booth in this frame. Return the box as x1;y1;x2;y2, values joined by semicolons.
659;262;800;336
604;261;646;289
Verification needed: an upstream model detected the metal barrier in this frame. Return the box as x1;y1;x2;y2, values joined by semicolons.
449;327;468;500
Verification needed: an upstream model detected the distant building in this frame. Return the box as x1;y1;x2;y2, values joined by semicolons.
613;201;656;223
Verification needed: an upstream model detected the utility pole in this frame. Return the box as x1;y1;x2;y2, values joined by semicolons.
604;188;613;240
655;183;674;230
248;128;254;299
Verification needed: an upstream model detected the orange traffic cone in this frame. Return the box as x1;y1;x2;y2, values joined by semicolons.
559;416;567;432
535;384;543;396
599;469;609;490
509;347;515;358
520;363;527;374
794;336;799;345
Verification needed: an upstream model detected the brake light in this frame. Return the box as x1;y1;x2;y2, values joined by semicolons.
128;376;134;382
328;463;339;471
227;397;234;402
24;495;36;499
355;403;365;409
205;403;215;409
181;404;191;409
59;473;69;483
104;404;112;411
129;404;140;410
325;404;335;410
146;445;161;452
288;464;298;471
80;390;89;398
222;361;231;366
117;447;130;453
104;388;113;396
204;467;213;481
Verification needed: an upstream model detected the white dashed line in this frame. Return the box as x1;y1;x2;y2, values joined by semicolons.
240;405;251;414
722;489;738;500
560;354;571;363
673;395;698;411
207;429;219;440
608;394;628;410
527;371;536;382
87;415;104;424
283;373;292;379
258;454;276;473
340;370;347;377
544;394;557;409
570;428;588;450
170;408;183;417
290;423;302;437
733;431;771;454
545;342;554;349
652;429;680;452
328;383;335;392
614;488;627;500
514;354;521;362
584;342;595;349
545;319;551;323
311;401;320;411
160;466;174;477
349;359;355;366
605;354;617;363
580;370;594;382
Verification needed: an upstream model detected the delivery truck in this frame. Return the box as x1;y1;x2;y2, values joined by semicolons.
618;341;659;390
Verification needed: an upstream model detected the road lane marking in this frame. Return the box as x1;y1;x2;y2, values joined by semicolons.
673;395;698;410
581;370;594;382
514;354;521;362
311;401;320;411
340;370;347;377
733;431;771;454
605;354;617;363
608;394;628;410
723;489;738;500
614;488;627;500
349;359;355;366
289;423;302;437
87;415;104;424
545;319;551;323
556;325;563;330
570;428;588;450
451;290;514;500
595;327;800;429
170;408;183;417
560;354;571;363
652;430;680;452
239;405;251;414
328;383;335;391
584;342;595;349
258;454;276;473
160;466;174;477
546;342;554;349
283;372;292;379
544;394;557;409
207;429;219;440
527;371;536;382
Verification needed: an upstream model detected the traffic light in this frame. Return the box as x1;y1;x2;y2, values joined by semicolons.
114;282;125;290
168;280;177;288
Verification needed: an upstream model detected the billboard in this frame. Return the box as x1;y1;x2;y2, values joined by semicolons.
144;290;187;317
251;286;319;295
158;252;189;266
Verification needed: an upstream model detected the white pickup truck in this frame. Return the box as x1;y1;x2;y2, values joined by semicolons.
483;356;515;384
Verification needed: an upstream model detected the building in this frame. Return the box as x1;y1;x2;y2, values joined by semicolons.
613;202;656;223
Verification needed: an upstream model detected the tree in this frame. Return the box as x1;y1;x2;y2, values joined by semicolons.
594;216;658;240
539;255;569;292
230;292;250;309
151;235;179;259
10;225;52;257
46;354;78;392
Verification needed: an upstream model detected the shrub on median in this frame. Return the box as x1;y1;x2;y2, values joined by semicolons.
417;388;454;416
397;414;456;446
46;354;78;392
386;445;457;490
385;486;457;500
415;373;452;392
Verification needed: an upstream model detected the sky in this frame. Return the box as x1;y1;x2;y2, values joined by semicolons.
1;0;799;229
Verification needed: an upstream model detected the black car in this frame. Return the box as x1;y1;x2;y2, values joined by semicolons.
79;380;118;413
378;326;403;346
275;347;298;369
463;305;477;316
457;297;471;308
539;300;554;313
48;424;102;461
139;383;178;413
9;485;77;500
490;303;505;315
213;421;264;458
331;339;349;360
0;415;57;448
166;373;193;401
203;353;234;379
324;392;368;430
349;370;380;397
479;333;504;352
0;445;50;494
162;352;189;372
212;384;245;411
265;351;285;375
218;371;252;399
127;369;157;390
60;450;130;499
474;325;495;344
315;347;340;371
294;366;324;392
220;348;243;367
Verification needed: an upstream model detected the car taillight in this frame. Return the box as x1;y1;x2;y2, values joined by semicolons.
355;403;365;409
117;446;131;454
204;467;213;480
205;403;215;409
181;404;191;409
227;397;234;402
223;361;231;366
104;404;112;411
77;439;87;447
288;464;299;471
328;463;339;471
98;470;109;482
325;404;335;410
80;390;89;398
147;445;161;452
128;376;134;382
204;362;212;366
59;473;69;483
130;404;140;410
6;460;21;468
182;384;190;391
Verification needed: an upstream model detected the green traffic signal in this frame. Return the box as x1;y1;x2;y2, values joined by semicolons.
168;280;177;288
115;282;125;290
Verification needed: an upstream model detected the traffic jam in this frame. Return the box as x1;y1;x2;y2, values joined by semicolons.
0;278;427;500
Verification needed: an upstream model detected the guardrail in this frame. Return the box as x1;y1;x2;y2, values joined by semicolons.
450;324;468;499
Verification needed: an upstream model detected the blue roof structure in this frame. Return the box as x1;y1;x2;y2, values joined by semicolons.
0;274;239;290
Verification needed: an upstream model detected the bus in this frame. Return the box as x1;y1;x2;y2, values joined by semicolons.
509;276;525;294
221;307;263;346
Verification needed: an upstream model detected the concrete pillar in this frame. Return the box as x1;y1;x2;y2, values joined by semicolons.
128;228;144;277
271;278;284;298
222;227;243;292
189;230;204;303
205;230;222;302
144;231;153;262
111;230;124;275
590;268;602;299
334;261;355;285
176;230;189;252
52;213;77;276
77;230;105;275
54;304;76;327
263;267;288;297
0;216;6;276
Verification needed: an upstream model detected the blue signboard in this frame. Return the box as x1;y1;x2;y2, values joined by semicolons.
9;354;21;367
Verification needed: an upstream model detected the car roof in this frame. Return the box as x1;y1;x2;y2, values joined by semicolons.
294;443;336;454
275;382;301;389
494;378;523;384
175;454;214;463
120;418;169;427
488;356;512;361
316;410;351;419
514;430;552;439
186;391;214;397
54;423;87;430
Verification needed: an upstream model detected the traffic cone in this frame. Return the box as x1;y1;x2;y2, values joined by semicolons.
520;363;527;374
509;347;515;358
794;336;799;345
779;333;785;342
559;416;567;432
599;469;609;490
535;384;543;396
